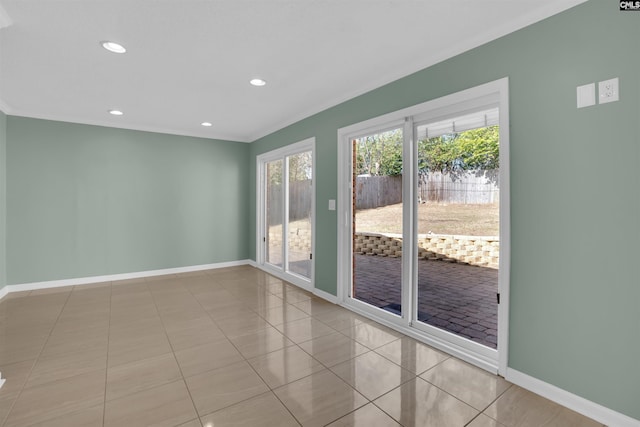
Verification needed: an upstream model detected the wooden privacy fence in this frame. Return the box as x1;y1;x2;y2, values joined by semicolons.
269;171;499;224
267;179;313;225
355;175;403;209
355;171;499;210
419;170;499;204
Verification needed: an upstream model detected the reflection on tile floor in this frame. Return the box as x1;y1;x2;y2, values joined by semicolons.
0;266;604;426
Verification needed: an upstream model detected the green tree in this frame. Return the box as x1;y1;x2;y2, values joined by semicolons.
456;126;499;170
418;125;499;173
288;151;312;182
266;151;313;185
355;126;498;177
355;129;403;176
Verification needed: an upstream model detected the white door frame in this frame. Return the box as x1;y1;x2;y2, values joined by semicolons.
337;78;510;375
256;137;316;291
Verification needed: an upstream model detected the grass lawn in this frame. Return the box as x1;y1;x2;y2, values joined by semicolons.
356;202;499;236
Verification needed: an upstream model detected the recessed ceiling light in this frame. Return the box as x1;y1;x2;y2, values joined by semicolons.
101;41;126;54
201;122;213;127
250;78;266;87
108;109;123;116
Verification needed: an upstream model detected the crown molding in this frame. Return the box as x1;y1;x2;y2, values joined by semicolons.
4;107;251;143
246;0;587;142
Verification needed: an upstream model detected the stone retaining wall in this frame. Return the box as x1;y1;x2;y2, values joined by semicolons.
354;232;499;269
268;228;312;252
269;229;499;269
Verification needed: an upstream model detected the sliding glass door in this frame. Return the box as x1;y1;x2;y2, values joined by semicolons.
351;128;404;318
266;159;284;268
258;139;315;288
286;151;313;279
338;79;509;373
413;115;500;349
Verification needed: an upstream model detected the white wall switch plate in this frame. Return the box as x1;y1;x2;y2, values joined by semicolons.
328;199;336;211
598;78;619;104
577;83;595;108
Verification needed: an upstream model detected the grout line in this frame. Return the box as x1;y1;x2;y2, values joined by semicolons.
363;374;465;426
241;281;312;427
145;275;202;423
183;270;305;425
178;270;274;418
1;288;73;426
411;367;513;426
464;382;513;426
368;399;405;426
464;413;485;427
252;303;381;425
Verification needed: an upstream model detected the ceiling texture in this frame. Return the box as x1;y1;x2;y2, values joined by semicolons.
0;0;586;142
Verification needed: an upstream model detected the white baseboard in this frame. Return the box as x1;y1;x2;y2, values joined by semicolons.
1;260;251;299
506;368;640;427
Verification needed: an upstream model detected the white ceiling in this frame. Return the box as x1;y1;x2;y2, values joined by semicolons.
0;0;586;142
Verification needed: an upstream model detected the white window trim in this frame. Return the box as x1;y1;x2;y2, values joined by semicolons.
256;137;316;291
337;78;510;375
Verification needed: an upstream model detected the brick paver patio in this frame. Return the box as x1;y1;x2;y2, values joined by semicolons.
354;254;498;348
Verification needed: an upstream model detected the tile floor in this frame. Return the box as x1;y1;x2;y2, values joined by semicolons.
0;266;603;426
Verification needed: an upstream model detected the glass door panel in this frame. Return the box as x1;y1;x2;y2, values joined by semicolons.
352;128;404;317
259;138;315;289
266;159;283;268
286;151;313;279
415;122;500;348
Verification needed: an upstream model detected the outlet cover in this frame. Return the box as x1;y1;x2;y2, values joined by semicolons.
598;78;619;104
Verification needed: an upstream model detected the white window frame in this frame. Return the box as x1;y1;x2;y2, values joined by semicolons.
256;137;316;291
337;78;510;375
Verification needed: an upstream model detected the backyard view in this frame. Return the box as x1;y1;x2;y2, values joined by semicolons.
266;151;313;279
356;202;498;236
353;116;500;348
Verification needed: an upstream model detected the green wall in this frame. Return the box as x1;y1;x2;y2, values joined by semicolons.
249;1;639;420
6;117;250;284
0;110;6;290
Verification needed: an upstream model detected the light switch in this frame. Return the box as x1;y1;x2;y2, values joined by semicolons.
577;83;595;108
328;199;336;211
598;78;619;104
